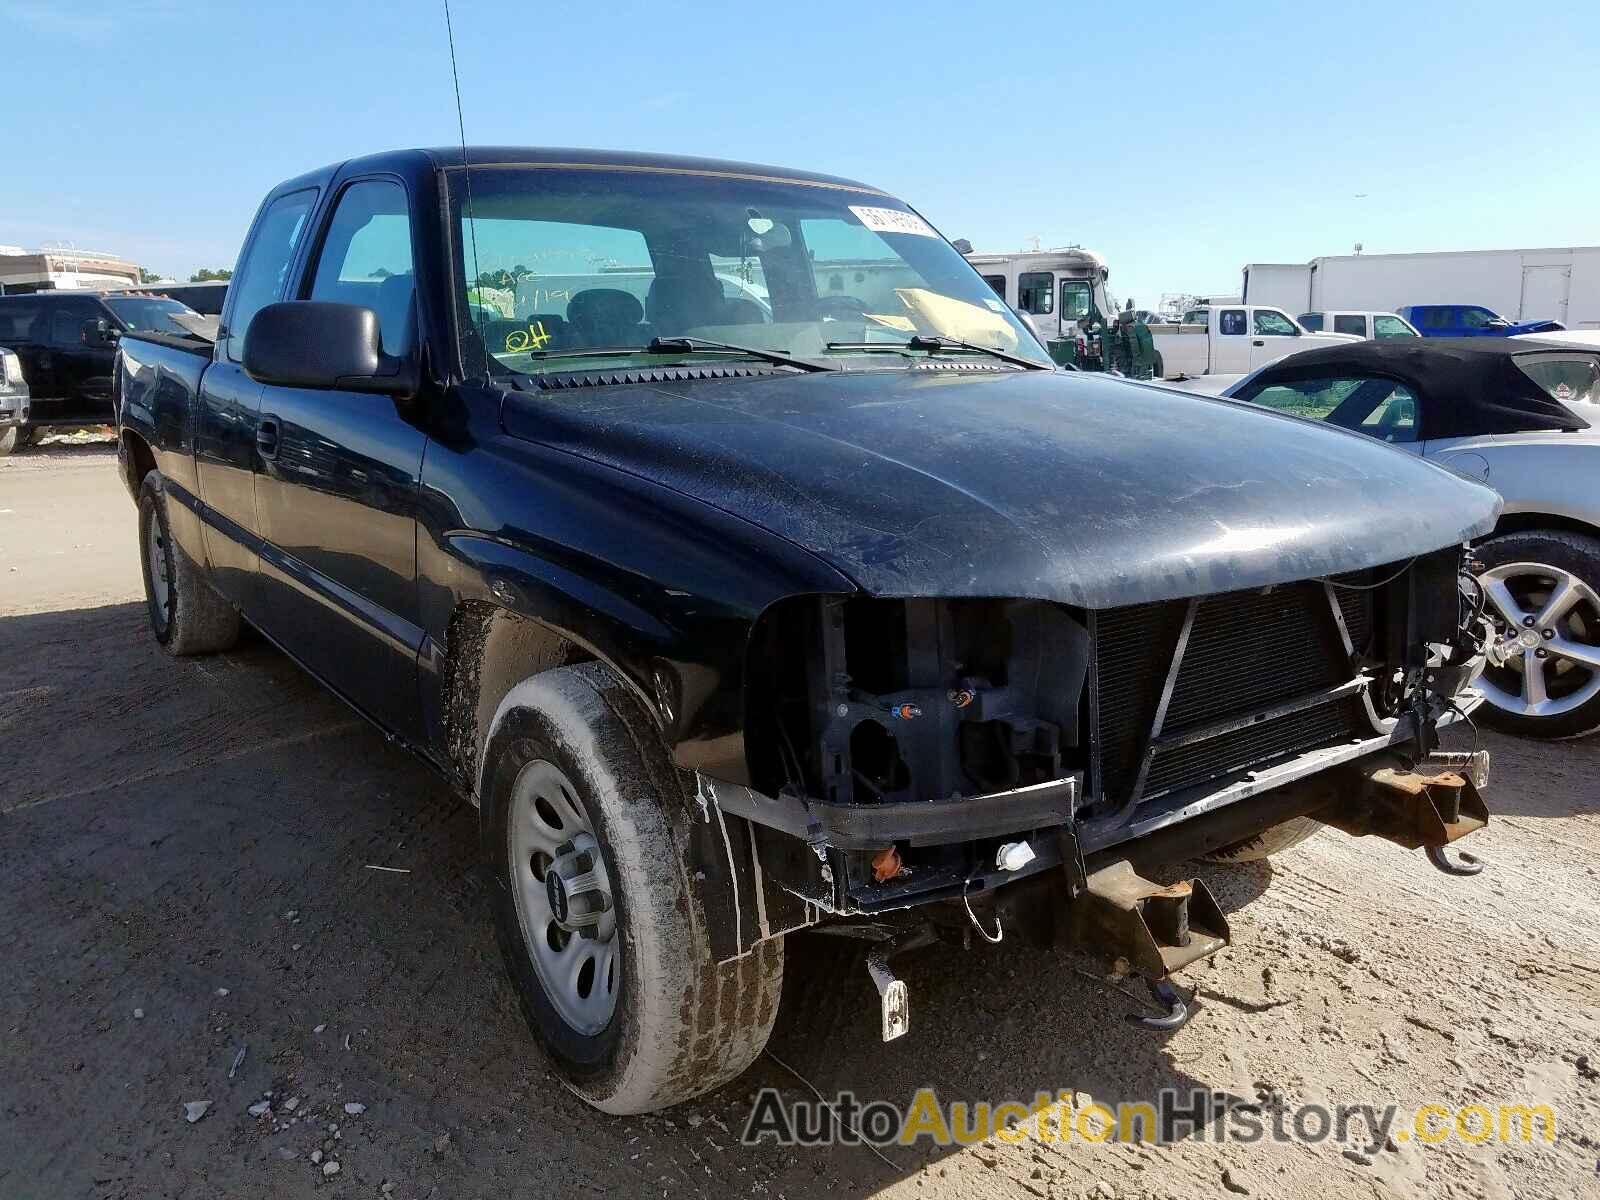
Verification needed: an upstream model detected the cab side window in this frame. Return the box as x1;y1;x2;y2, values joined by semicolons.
981;275;1006;301
1219;309;1247;336
1017;272;1054;315
1253;309;1298;336
226;188;318;362
1333;314;1368;337
307;180;416;355
48;300;103;347
1460;307;1496;329
1299;312;1324;331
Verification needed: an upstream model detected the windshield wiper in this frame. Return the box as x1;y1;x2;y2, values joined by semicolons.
646;335;833;373
826;334;1049;371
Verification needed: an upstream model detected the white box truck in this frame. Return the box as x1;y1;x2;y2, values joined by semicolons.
1241;247;1600;330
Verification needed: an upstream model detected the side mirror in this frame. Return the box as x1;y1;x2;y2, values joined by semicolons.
242;301;417;395
82;318;118;347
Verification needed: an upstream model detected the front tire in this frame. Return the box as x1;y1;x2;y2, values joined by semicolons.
483;662;783;1114
0;426;18;456
137;473;241;655
1473;530;1600;739
1200;815;1324;864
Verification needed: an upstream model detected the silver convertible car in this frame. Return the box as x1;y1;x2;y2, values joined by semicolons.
1222;338;1600;738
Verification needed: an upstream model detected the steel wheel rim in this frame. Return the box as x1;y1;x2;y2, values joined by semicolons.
506;759;620;1035
146;515;171;626
1477;560;1600;717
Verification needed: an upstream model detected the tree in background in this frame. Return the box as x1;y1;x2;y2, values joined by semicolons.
138;267;165;284
189;268;233;282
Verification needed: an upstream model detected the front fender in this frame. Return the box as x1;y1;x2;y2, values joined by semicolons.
416;419;853;790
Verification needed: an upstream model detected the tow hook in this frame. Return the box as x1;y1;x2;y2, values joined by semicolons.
1426;845;1484;876
1130;978;1191;1032
1071;860;1229;1033
1323;750;1490;877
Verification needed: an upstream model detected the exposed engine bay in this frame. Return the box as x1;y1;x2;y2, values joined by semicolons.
704;546;1493;1031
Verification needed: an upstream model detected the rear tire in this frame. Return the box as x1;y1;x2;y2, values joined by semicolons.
1473;530;1600;739
138;473;241;655
482;662;783;1113
1200;815;1324;864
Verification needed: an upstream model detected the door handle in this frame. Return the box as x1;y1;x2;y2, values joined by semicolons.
1252;339;1265;347
257;417;280;460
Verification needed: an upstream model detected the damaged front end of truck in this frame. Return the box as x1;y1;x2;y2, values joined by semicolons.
697;544;1494;1036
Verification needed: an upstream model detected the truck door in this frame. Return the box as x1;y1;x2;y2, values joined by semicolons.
1519;266;1571;327
1215;308;1250;371
43;297;116;415
1016;270;1057;339
1248;308;1304;369
251;177;428;742
196;186;319;606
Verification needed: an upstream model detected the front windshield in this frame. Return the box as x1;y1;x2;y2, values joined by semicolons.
104;296;201;335
447;166;1052;376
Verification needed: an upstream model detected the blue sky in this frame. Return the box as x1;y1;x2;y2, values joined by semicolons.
3;0;1595;305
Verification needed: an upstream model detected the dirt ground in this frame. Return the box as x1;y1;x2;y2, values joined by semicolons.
2;442;1597;1200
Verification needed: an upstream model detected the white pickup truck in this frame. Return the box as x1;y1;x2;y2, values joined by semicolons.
1149;305;1357;378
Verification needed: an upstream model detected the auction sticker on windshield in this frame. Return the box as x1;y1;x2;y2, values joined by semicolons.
849;206;938;238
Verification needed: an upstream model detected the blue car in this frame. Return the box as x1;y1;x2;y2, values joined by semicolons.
1399;303;1565;337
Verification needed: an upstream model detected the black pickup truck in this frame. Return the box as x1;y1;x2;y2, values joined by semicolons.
116;147;1501;1114
0;289;209;451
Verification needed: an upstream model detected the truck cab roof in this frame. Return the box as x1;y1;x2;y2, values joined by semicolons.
273;146;890;199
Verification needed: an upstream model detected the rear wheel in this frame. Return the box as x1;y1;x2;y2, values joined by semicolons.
1473;531;1600;738
1200;815;1324;864
483;662;783;1113
137;473;241;655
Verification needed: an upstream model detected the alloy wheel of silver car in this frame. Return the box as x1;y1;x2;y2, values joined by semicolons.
1477;560;1600;717
506;759;620;1036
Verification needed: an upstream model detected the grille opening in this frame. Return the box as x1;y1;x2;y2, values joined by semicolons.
1092;580;1376;808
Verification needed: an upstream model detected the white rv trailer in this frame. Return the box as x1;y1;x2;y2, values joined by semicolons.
0;246;141;294
962;247;1118;342
1241;246;1600;329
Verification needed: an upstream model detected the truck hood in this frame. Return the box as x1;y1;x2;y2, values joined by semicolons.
1507;319;1566;335
501;368;1501;608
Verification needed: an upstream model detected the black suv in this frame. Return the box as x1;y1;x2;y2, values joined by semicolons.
0;291;204;445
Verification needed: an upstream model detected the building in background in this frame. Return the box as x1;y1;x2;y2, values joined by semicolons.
0;245;140;294
1241;246;1600;330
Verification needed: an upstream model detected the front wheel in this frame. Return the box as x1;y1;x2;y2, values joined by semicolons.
0;426;18;456
1473;530;1600;739
1200;815;1324;864
483;662;783;1113
138;473;242;655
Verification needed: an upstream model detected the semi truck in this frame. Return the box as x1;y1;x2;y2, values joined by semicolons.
1242;246;1600;331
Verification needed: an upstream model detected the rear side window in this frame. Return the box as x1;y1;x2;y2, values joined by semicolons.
1218;309;1247;336
981;275;1006;301
1017;272;1054;315
1299;312;1324;331
1419;307;1450;329
0;298;45;341
1518;355;1600;406
1333;314;1368;337
308;180;416;355
226;188;318;362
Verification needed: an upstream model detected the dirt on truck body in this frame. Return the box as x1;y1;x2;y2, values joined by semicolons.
115;145;1502;1114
